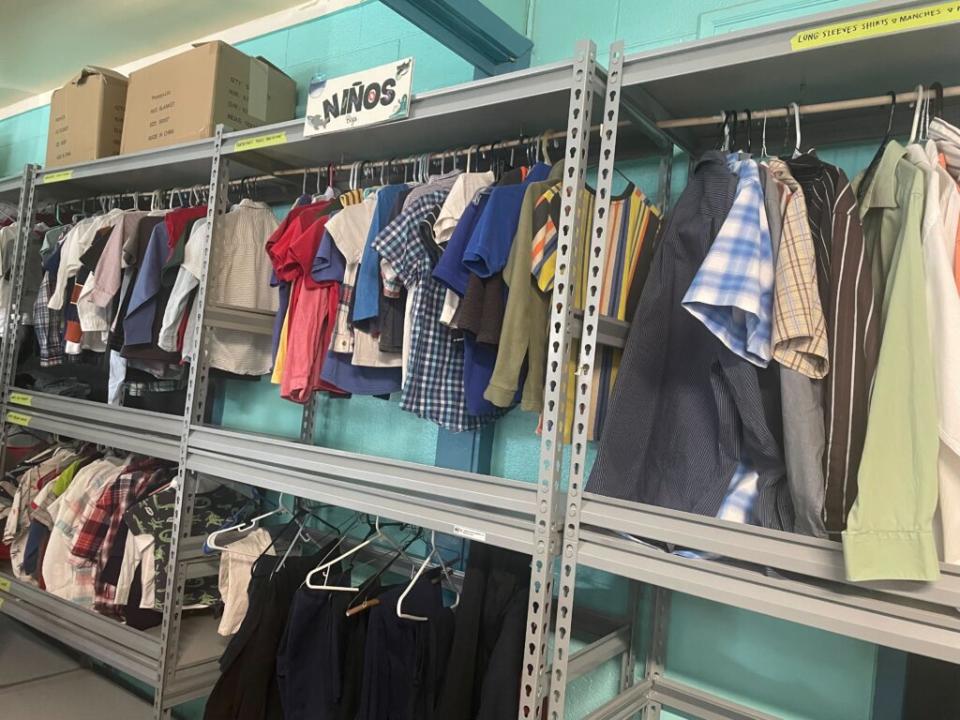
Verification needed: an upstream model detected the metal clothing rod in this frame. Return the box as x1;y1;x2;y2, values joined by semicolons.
269;123;625;180
657;83;960;129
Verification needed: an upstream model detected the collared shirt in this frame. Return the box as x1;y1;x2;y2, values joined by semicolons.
588;151;786;526
123;221;170;346
906;136;960;566
43;457;127;605
843;141;939;582
176;200;280;375
352;184;410;324
787;153;879;536
683;156;774;367
48;208;124;310
375;192;500;431
766;159;829;379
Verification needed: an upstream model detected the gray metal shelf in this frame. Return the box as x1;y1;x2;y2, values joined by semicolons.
0;569;225;698
0;173;22;204
620;0;960;153
31;139;216;202
221;57;664;175
5;389;182;461
186;425;538;554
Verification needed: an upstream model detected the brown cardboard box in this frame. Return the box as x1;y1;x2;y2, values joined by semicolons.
120;41;297;154
46;67;128;168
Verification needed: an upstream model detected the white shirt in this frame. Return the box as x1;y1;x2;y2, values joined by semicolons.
909;136;960;563
217;528;274;636
179;200;280;375
48;209;124;310
327;197;402;368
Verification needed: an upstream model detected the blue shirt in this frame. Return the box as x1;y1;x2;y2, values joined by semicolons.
462;162;552;278
431;191;490;296
124;222;169;346
352;184;409;323
311;229;346;284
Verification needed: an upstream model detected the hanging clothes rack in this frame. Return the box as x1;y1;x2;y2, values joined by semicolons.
656;83;960;129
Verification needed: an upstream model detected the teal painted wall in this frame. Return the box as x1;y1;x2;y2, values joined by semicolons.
1;1;902;719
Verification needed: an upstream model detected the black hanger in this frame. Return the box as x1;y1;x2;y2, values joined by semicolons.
782;107;792;156
345;527;423;616
857;91;897;203
744;109;752;154
930;82;944;121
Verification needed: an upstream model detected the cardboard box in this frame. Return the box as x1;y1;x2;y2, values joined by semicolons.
120;41;297;154
46;67;128;168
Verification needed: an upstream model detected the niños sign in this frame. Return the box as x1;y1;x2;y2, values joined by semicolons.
304;58;413;136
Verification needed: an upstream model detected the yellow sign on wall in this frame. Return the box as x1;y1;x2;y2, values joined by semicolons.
791;1;960;50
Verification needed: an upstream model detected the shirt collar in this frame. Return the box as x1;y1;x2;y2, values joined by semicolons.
694;150;728;172
234;198;270;211
858;140;906;211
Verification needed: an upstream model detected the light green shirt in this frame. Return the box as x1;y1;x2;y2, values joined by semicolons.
843;141;940;581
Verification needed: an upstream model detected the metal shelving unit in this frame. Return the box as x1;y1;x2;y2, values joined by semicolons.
2;5;955;717
546;3;960;719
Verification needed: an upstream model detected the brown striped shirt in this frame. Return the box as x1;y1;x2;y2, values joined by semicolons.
787;154;879;535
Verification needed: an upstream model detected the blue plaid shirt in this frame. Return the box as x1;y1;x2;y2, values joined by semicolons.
682;156;774;366
374;191;503;432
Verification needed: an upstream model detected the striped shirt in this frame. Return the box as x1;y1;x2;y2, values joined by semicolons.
787;154;879;535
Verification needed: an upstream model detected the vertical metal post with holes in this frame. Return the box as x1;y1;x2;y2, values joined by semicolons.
642;587;672;720
619;581;642;693
0;165;39;475
154;126;229;719
300;396;317;443
545;40;625;720
657;146;674;213
518;39;598;720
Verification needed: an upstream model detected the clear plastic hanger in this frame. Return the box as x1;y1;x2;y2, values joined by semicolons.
396;529;461;621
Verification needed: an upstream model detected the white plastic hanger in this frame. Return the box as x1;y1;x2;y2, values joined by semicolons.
789;102;802;158
304;515;386;592
207;492;289;551
396;530;461;621
909;84;925;144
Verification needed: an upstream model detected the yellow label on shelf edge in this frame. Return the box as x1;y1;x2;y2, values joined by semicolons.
5;412;31;427
0;578;11;592
791;0;960;50
8;392;31;407
42;170;74;184
234;131;288;152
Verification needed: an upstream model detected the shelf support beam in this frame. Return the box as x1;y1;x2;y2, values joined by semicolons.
154;126;229;720
379;0;533;78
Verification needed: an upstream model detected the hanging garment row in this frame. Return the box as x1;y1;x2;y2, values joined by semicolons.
0;433;253;628
588;96;960;582
201;502;530;720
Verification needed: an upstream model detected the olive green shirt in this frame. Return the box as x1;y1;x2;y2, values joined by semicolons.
844;141;939;581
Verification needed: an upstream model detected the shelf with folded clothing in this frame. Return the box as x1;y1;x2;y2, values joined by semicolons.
30;138;217;203
0;561;227;701
4;389;182;462
618;0;960;154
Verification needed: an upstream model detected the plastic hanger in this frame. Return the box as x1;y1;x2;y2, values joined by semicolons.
857;91;897;202
396;529;461;621
304;515;386;592
789;102;802;158
909;84;925;144
207;492;290;551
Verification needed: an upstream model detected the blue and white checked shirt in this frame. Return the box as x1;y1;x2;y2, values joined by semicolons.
374;192;503;432
682;156;774;366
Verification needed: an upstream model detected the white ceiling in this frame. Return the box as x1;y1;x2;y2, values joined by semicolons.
1;0;314;108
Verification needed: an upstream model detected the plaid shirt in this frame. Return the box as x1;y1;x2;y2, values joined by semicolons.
35;273;65;367
683;157;774;367
767;159;829;379
375;193;502;432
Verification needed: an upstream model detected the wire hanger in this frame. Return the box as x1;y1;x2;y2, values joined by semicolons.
396;529;461;621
